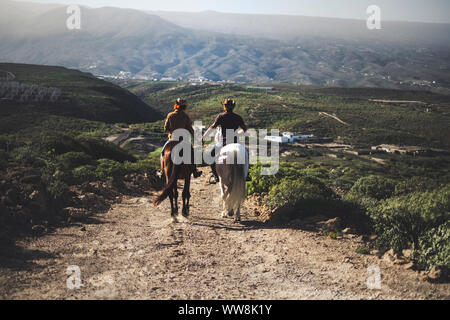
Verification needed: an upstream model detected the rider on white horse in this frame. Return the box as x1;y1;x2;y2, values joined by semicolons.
202;98;251;183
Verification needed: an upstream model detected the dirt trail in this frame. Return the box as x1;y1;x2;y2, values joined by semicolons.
369;99;426;104
319;112;349;126
0;169;448;300
105;126;131;145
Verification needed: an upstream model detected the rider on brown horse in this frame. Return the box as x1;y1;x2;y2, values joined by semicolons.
163;98;202;178
202;98;251;183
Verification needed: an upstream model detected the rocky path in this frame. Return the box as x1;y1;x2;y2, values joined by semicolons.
105;126;131;145
0;169;448;300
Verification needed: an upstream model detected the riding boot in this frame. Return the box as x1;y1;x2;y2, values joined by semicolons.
192;165;202;178
210;163;220;183
189;145;202;179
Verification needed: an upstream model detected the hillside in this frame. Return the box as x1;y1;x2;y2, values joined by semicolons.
1;1;450;92
0;63;162;136
152;10;450;44
0;63;163;243
124;81;450;149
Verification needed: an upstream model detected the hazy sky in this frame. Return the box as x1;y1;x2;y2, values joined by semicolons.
20;0;450;23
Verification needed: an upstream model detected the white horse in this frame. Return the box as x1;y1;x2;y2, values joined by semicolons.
214;130;249;222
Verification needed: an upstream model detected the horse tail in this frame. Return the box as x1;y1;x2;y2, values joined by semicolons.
226;150;246;208
153;163;181;206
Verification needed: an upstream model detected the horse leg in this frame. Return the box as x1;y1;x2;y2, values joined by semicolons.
173;183;179;215
224;183;234;218
234;204;241;222
182;177;191;217
220;180;228;218
168;189;176;218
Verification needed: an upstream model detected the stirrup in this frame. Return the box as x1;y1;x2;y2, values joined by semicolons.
208;175;219;184
193;170;202;178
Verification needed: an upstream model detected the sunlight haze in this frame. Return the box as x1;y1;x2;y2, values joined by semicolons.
17;0;450;23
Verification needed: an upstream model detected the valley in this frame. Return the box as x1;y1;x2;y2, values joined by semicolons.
1;0;450;92
0;63;449;298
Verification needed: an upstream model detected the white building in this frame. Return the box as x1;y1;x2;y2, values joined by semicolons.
160;77;177;82
264;132;313;144
264;135;289;143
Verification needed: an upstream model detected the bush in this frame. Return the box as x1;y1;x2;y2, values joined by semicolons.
368;185;450;252
265;176;333;210
45;179;69;199
72;165;97;184
95;159;126;187
414;222;450;271
342;191;380;211
123;159;159;175
39;132;82;155
56;152;93;170
78;137;135;163
10;144;45;166
247;162;283;195
351;175;396;200
394;176;440;196
40;160;69;199
356;246;371;255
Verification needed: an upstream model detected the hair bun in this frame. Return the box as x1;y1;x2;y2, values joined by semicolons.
222;98;236;108
176;98;187;105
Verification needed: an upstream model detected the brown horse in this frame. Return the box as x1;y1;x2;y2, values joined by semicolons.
153;141;194;221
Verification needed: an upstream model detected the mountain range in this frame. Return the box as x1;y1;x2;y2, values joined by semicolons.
1;0;450;92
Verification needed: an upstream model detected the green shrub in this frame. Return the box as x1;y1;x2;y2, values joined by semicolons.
265;176;333;210
394;176;440;196
414;222;450;271
45;179;69;199
343;192;380;211
79;138;135;163
38;132;82;155
72;165;97;184
351;175;396;200
56;152;93;170
95;159;126;187
10;144;44;166
368;185;450;252
356;246;371;255
123;159;159;175
247;162;283;195
40;160;68;199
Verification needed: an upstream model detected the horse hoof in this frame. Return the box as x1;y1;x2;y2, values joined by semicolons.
171;216;179;224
